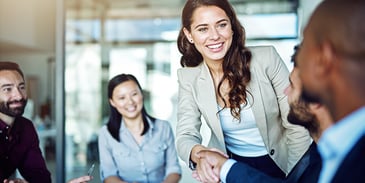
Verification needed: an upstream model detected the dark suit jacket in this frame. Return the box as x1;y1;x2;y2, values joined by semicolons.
331;135;365;183
226;142;321;183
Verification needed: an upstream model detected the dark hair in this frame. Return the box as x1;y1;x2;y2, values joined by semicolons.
177;0;252;119
291;45;300;67
106;73;154;142
0;61;25;79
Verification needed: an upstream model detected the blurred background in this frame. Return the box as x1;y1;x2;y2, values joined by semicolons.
0;0;322;182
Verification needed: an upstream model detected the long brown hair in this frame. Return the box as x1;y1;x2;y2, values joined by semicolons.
177;0;252;119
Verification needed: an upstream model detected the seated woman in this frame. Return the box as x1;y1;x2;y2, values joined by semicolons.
98;74;181;183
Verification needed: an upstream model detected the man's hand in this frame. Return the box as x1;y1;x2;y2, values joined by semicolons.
3;178;29;183
192;148;229;183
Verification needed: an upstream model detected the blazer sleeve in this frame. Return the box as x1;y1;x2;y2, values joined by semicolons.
265;46;311;171
175;68;204;165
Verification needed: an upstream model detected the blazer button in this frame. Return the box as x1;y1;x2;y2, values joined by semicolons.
270;149;275;155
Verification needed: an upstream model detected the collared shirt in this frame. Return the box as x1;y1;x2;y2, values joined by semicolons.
318;106;365;183
220;159;237;183
98;117;181;183
0;117;51;183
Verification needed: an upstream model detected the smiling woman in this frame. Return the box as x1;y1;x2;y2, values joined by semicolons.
175;0;311;182
97;73;181;183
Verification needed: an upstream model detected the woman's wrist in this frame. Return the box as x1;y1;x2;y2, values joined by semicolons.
190;144;206;163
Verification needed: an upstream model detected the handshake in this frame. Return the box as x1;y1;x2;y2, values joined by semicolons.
191;148;229;183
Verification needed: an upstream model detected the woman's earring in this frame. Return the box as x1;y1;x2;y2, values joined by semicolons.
190;39;193;43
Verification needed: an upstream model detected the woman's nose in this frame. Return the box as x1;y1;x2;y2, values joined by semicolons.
126;97;134;104
209;28;220;40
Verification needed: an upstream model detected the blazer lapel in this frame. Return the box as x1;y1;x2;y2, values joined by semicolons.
247;69;269;146
196;63;225;145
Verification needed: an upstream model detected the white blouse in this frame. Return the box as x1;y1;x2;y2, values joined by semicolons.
218;104;268;157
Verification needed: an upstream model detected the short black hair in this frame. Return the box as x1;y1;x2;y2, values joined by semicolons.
0;61;24;78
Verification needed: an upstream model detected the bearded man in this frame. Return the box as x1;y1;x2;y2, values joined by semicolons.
0;61;51;183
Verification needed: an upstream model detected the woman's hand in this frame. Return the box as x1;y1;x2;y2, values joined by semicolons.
191;146;228;183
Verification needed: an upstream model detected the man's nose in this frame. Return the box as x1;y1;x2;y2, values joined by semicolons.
284;85;291;96
12;87;25;100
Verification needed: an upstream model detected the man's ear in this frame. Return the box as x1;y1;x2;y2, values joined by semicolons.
320;41;336;74
309;103;321;110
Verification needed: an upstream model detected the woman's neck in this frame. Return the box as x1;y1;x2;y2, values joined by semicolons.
205;60;223;75
124;117;145;145
124;117;144;133
126;123;143;135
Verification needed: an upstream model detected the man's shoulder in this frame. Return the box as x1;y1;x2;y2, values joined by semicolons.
341;134;365;162
16;116;33;122
15;116;34;129
331;135;365;182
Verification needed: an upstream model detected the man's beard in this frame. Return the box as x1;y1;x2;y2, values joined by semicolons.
301;87;321;104
0;99;27;117
287;97;319;135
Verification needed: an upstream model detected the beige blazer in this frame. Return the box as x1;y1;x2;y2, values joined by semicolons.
176;46;311;174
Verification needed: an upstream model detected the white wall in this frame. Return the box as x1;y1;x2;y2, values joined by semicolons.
0;0;56;118
298;0;323;37
0;0;56;51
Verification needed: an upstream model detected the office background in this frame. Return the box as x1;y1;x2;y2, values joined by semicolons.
0;0;322;182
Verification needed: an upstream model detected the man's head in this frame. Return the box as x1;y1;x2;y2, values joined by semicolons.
0;61;28;118
286;68;318;135
296;0;365;120
285;45;334;140
285;46;319;135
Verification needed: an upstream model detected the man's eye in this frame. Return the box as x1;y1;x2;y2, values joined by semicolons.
19;86;26;91
2;88;11;92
